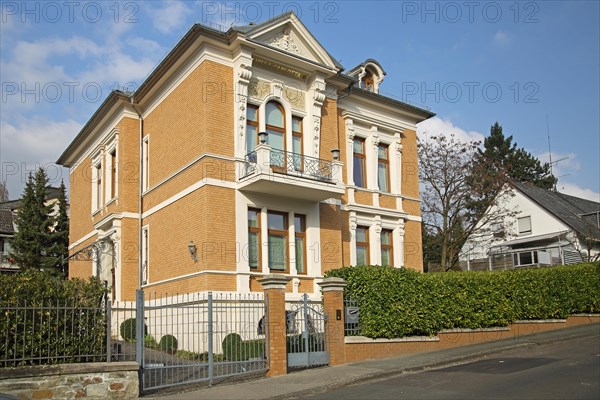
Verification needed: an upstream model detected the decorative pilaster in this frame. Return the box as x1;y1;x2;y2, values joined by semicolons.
308;75;326;157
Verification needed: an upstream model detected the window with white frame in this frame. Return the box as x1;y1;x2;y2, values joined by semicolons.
246;105;259;154
380;229;393;266
92;159;103;211
377;144;390;192
142;136;149;191
107;148;117;201
142;226;149;284
517;216;532;235
355;226;369;265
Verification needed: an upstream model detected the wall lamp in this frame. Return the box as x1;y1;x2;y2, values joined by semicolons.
188;241;198;262
331;149;340;160
258;131;268;144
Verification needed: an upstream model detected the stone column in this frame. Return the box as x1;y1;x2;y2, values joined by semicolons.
259;274;291;376
318;277;347;366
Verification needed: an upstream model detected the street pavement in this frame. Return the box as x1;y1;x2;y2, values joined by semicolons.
145;323;600;400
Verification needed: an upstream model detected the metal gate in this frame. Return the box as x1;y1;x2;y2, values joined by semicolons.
135;290;268;393
286;294;329;369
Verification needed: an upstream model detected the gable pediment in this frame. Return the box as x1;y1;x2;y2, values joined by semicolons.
243;14;341;71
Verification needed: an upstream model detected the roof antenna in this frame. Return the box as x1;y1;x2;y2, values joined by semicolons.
546;114;555;191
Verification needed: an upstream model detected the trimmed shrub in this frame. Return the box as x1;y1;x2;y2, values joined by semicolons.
119;318;148;343
325;262;600;339
222;333;264;361
159;334;178;352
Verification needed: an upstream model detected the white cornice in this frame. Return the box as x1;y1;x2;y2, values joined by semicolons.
341;108;410;133
143;153;235;196
70;111;137;171
342;203;409;219
143;178;235;218
68;230;98;250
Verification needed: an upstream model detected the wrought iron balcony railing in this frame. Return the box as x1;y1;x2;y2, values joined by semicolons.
242;148;335;182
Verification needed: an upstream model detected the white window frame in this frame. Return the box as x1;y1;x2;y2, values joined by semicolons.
517;216;532;235
142;135;150;192
91;154;103;213
105;143;118;203
142;225;149;285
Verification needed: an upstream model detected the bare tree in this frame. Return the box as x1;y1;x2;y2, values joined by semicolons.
419;134;513;271
0;181;8;202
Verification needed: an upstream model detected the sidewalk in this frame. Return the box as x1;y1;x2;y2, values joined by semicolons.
145;323;600;400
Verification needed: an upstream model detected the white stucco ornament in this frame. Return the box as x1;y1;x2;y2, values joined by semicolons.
269;29;303;55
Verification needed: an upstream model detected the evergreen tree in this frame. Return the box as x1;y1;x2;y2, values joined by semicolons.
48;181;69;274
33;168;54;269
9;174;42;269
477;122;556;189
10;168;59;272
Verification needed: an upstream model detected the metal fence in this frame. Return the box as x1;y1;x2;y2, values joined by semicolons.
0;297;109;367
138;291;268;392
343;298;361;336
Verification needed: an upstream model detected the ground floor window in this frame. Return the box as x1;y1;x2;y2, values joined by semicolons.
381;229;393;266
356;226;369;266
267;211;288;272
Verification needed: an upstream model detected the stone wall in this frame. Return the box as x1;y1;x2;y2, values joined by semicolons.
0;362;138;400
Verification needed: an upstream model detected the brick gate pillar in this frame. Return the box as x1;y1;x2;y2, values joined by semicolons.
318;277;347;366
259;274;291;376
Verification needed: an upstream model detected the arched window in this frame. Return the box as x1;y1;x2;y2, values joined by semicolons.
265;101;285;152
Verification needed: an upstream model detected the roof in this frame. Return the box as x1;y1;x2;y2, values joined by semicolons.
491;231;569;248
57;12;435;166
231;12;345;71
0;208;14;234
513;181;600;240
0;186;62;212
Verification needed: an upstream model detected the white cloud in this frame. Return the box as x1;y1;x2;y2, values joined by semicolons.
557;182;600;203
1;36;102;85
0;117;81;196
147;1;191;34
493;31;512;46
417;116;485;144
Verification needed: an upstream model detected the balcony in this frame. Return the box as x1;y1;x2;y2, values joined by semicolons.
0;251;18;272
239;145;345;202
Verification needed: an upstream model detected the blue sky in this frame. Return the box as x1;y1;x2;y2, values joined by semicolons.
1;1;599;201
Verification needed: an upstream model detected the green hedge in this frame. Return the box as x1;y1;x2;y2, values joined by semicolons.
325;262;600;339
0;270;109;366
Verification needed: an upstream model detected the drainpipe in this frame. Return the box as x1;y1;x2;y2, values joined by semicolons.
130;97;144;289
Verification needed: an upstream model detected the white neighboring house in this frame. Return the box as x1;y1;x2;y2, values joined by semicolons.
460;181;600;271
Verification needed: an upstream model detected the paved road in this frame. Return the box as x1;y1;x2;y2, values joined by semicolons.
300;335;600;400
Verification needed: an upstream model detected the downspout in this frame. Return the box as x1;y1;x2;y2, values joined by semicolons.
130;97;144;289
335;79;354;266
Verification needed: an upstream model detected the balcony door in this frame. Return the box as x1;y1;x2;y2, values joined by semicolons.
266;101;286;170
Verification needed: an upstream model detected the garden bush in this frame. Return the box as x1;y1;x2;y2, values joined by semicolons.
119;318;148;343
159;334;178;352
222;333;264;361
325;262;600;339
0;270;109;366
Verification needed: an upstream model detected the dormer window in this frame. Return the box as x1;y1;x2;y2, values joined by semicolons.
361;71;375;92
348;59;386;94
